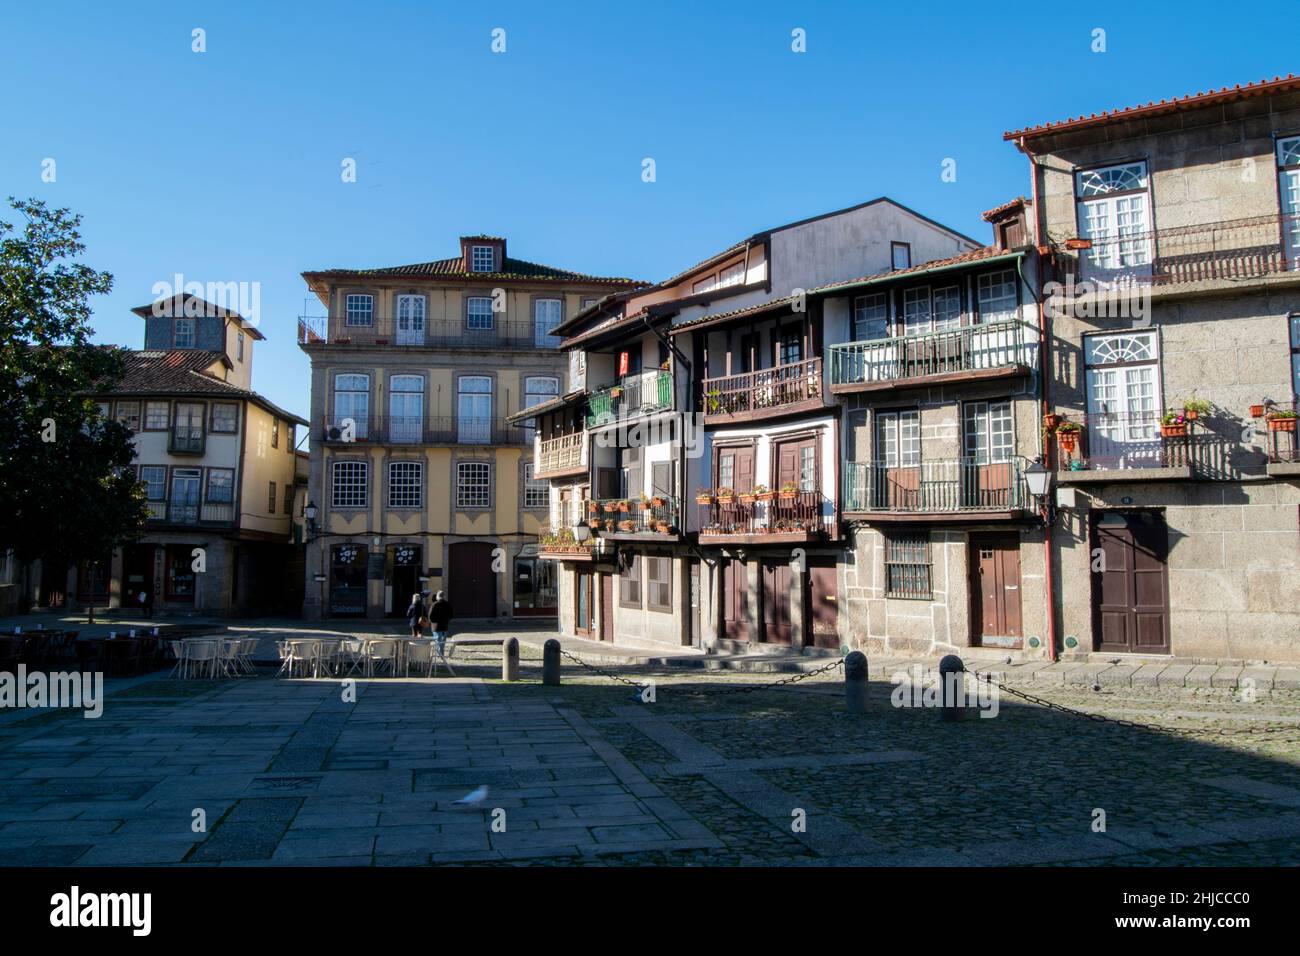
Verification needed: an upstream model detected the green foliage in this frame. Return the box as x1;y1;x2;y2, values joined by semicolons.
0;197;148;570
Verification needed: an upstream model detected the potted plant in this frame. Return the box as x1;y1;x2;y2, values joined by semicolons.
618;519;635;532
1043;412;1062;430
1266;409;1298;433
695;487;714;505
1056;420;1083;454
738;489;757;504
706;388;723;414
778;481;798;500
753;484;774;502
1160;410;1188;437
654;520;670;533
616;499;630;513
650;495;667;508
716;487;735;504
603;501;619;514
1250;403;1266;418
1182;395;1212;421
603;518;616;532
638;494;651;511
587;499;599;514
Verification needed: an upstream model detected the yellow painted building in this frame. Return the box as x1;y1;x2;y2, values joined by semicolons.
298;235;642;620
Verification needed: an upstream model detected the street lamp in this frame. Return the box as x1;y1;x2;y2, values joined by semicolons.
1024;459;1055;524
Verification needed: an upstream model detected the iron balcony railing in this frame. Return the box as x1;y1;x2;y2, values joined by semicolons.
319;415;529;445
844;457;1027;513
1064;214;1300;288
298;315;562;350
585;495;679;534
701;357;823;419
168;425;205;455
828;320;1037;388
586;369;673;427
698;489;830;537
1055;410;1262;478
536;431;585;475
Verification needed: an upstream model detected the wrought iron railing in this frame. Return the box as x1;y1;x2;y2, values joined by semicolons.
319;415;528;445
1053;411;1235;476
698;490;829;536
536;431;585;475
1061;214;1300;288
168;425;205;454
827;320;1037;388
585;370;673;427
298;315;559;350
584;495;679;534
701;357;823;419
844;457;1026;513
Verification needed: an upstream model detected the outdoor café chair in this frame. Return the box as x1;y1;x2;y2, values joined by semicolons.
405;641;435;678
316;638;343;677
338;638;365;676
216;638;242;678
363;638;399;678
236;637;260;676
279;638;322;678
181;639;220;680
166;641;185;679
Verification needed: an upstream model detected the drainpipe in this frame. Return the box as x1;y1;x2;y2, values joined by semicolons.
1024;139;1058;663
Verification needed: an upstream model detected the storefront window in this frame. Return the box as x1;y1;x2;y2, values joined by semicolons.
330;544;368;616
514;552;557;615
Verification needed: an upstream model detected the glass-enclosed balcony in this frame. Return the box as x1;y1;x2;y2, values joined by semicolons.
585;369;673;427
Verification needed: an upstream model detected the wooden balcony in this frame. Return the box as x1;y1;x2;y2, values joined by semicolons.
828;320;1036;395
537;530;596;562
701;357;823;424
535;432;586;479
696;490;831;545
153;500;236;527
843;458;1027;521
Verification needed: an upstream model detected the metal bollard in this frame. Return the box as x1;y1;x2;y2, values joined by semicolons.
939;655;965;722
844;651;868;714
502;637;519;682
542;639;562;686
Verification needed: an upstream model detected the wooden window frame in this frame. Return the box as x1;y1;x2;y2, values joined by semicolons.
205;467;235;504
646;555;672;612
619;552;642;608
210;402;239;434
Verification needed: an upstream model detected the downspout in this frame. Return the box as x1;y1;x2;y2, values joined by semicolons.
1023;137;1058;663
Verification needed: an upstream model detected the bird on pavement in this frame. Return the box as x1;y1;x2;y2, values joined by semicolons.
452;785;489;809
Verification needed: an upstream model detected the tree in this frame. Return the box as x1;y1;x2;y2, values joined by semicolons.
0;197;148;589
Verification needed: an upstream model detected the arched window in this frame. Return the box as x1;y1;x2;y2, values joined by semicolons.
458;376;492;443
389;375;424;443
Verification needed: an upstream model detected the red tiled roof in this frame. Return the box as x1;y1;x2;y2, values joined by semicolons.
303;255;643;285
1004;74;1300;142
812;246;1017;294
981;197;1027;222
102;350;307;424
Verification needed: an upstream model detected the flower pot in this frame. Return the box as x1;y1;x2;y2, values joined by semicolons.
1267;417;1297;433
695;495;712;506
1250;404;1265;418
1057;433;1079;454
603;504;618;514
1182;409;1198;421
1043;413;1062;429
738;494;756;504
755;492;775;502
651;496;666;508
1160;423;1187;438
778;492;797;500
639;502;652;511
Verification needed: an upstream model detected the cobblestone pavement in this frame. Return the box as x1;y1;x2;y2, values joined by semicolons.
1;647;1298;865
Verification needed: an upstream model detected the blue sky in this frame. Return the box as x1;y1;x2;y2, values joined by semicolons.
2;0;1293;424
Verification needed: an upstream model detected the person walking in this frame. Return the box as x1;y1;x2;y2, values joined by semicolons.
428;591;453;656
405;592;427;638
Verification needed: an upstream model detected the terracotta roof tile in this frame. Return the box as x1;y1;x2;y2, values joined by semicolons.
1004;74;1300;142
305;255;643;285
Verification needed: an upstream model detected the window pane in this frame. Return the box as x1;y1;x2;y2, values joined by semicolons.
332;461;368;508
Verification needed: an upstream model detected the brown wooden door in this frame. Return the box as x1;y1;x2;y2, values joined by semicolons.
722;558;749;641
599;573;614;642
1093;512;1170;654
761;560;792;645
448;541;497;617
969;533;1022;648
806;556;839;649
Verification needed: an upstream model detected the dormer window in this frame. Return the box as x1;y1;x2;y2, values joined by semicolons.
175;317;196;349
471;245;496;272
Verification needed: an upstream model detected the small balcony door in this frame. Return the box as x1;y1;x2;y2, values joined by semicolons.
1075;161;1153;283
1084;332;1161;468
457;376;492;444
534;298;562;348
874;409;920;509
169;468;201;524
395;295;425;345
962;400;1014;508
389;375;423;443
1278;136;1300;268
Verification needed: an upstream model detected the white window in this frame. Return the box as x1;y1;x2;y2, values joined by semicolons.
396;295;425;345
388;375;424;443
1084;332;1162;466
853;292;889;341
523;463;549;509
139;466;167;501
891;242;911;270
692;275;717;294
467;296;494;330
876;409;920;466
524;376;559;409
903;286;961;335
211;402;238;433
333;373;369;439
977;270;1018;324
388;461;423;509
471;245;495;272
145;401;170;430
332;460;369;508
457;376;492;443
963;400;1014;463
115;401;141;431
1278;137;1300;268
174;317;195;349
1075;161;1151;274
170;468;201;522
534;298;563;347
207;468;235;503
345;294;374;327
718;261;745;288
457;461;492;508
